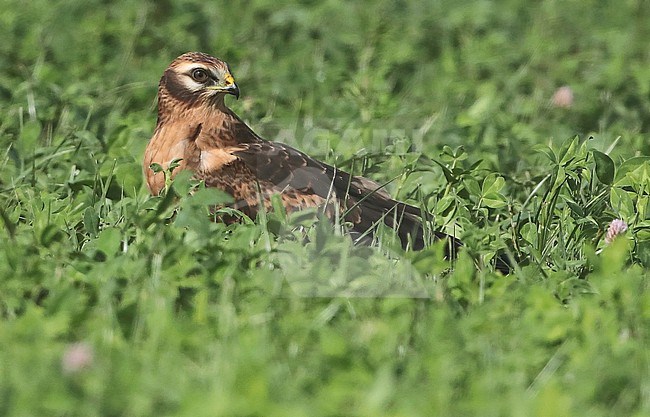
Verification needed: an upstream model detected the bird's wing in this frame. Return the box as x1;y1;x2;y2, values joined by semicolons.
232;141;401;211
232;141;338;198
230;141;458;252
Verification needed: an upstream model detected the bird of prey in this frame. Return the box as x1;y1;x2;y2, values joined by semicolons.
144;52;461;257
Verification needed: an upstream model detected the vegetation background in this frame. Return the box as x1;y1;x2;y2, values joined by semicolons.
1;0;649;415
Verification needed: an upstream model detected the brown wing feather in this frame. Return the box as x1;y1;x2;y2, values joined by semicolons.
232;141;460;255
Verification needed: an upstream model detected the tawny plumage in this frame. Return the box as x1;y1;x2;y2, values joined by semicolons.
144;52;460;255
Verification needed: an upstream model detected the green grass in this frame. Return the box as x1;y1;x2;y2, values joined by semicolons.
1;0;649;415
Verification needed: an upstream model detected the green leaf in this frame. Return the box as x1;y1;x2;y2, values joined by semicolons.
614;156;650;184
482;193;507;209
533;144;557;164
635;240;650;267
482;173;505;194
83;207;99;238
463;178;481;196
551;166;566;190
520;222;538;245
168;158;183;172
168;170;195;196
94;227;121;256
188;187;234;207
610;187;635;219
149;163;164;174
435;195;455;214
558;136;580;166
592;150;615;185
562;197;585;217
633;220;650;241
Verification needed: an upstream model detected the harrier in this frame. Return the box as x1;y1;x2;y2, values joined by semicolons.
144;52;462;258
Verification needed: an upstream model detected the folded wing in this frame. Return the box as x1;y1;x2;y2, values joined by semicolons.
231;141;461;256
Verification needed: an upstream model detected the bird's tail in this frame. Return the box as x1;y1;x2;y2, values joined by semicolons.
340;175;459;256
343;177;511;274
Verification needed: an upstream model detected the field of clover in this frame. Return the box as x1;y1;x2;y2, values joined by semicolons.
0;1;648;416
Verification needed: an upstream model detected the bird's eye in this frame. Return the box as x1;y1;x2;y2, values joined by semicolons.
191;68;209;83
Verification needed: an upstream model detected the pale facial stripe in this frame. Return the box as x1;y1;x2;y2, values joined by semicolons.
172;62;222;91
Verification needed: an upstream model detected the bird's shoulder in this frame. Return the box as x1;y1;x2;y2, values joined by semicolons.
229;140;336;196
230;141;402;208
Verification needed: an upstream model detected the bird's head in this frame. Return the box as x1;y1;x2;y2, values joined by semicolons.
158;52;240;108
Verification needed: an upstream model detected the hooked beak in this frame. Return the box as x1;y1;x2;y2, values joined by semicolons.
227;83;240;99
207;72;240;99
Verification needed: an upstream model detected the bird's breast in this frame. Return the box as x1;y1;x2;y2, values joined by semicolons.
143;119;243;195
143;122;201;195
